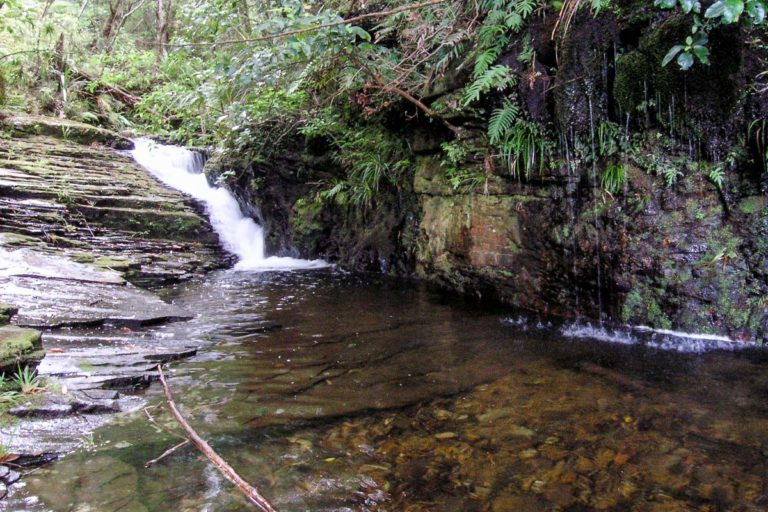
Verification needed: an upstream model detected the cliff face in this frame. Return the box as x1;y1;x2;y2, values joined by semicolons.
209;6;768;342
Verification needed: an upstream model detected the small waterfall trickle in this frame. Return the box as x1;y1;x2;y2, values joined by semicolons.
130;138;327;271
587;98;604;325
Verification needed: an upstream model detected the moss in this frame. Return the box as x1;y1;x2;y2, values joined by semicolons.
647;298;672;330
0;304;18;326
621;289;644;323
0;232;44;247
738;196;767;215
290;196;327;253
0;325;44;374
93;256;134;271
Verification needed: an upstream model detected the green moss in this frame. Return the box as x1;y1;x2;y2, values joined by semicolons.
738;196;767;215
93;256;134;271
647;298;672;330
621;286;671;329
0;325;44;374
0;304;18;326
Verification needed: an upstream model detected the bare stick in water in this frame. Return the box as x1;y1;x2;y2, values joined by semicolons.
145;439;190;468
156;364;278;512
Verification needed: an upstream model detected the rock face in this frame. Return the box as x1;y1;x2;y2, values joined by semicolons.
212;6;768;342
0;115;230;286
0;115;229;457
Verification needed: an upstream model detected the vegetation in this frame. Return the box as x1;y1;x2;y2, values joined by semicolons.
1;0;766;205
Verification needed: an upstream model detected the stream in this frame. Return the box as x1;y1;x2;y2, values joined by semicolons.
3;142;768;511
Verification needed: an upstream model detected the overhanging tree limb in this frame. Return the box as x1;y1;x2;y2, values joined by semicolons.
163;0;446;47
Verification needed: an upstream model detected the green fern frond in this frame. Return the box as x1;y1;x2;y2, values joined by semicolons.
488;101;519;144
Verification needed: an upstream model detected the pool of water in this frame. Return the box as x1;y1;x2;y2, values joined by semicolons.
8;269;768;511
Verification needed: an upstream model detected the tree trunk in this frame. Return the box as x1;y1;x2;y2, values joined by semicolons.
238;0;251;35
102;0;124;42
156;0;168;60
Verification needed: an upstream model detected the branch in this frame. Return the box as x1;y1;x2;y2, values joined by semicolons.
164;0;446;48
156;365;277;512
360;63;460;135
145;439;190;468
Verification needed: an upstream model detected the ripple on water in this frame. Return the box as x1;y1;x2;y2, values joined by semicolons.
7;270;768;511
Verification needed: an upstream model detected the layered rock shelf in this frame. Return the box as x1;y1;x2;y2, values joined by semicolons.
0;115;230;463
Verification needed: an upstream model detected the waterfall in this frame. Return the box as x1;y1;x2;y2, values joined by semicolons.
130;138;327;271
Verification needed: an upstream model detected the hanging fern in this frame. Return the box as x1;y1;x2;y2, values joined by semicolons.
462;65;517;105
488;101;520;144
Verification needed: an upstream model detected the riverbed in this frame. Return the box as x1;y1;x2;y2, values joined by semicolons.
6;268;768;511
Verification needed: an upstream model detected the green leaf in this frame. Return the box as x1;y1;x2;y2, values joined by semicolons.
693;45;710;64
705;0;727;18
488;101;520;144
746;0;767;23
654;0;677;8
679;0;701;13
677;51;695;70
706;0;745;23
348;25;371;42
662;45;684;66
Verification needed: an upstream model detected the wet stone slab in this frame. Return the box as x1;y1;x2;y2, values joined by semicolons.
3;274;191;329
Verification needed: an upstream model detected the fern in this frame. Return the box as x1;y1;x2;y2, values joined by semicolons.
601;163;626;194
708;166;725;189
498;119;549;179
516;0;537;17
488;101;519;144
473;48;500;78
462;65;516;106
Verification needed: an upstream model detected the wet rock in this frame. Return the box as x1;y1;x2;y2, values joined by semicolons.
0;131;229;288
9;402;74;419
0;114;133;149
3;470;20;486
4;273;192;329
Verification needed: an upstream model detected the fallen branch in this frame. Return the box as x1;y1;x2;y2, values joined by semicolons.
164;0;445;47
156;365;277;512
145;439;190;468
69;67;141;107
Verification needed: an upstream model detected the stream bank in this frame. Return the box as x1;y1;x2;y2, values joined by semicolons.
204;2;768;343
0;114;229;472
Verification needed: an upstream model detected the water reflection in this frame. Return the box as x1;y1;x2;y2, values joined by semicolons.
10;270;768;511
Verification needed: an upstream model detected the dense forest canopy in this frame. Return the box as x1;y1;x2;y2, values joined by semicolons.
1;0;766;206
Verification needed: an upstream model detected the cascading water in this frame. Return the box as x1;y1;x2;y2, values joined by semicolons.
130;138;327;271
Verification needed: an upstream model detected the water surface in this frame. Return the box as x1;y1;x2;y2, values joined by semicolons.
9;269;768;511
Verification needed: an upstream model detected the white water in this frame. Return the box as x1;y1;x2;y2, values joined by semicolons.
129;138;327;271
561;322;751;353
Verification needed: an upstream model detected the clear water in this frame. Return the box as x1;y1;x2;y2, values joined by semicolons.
7;270;768;511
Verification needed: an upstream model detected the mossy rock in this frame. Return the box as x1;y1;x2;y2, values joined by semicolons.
93;256;135;271
0;113;133;149
613;16;745;153
0;232;45;248
0;304;18;326
0;325;44;374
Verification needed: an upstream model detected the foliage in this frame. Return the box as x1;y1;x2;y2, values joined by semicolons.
655;0;767;69
311;123;411;209
498;119;550;179
747;118;768;171
12;365;43;394
601;163;626;194
440;140;486;190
